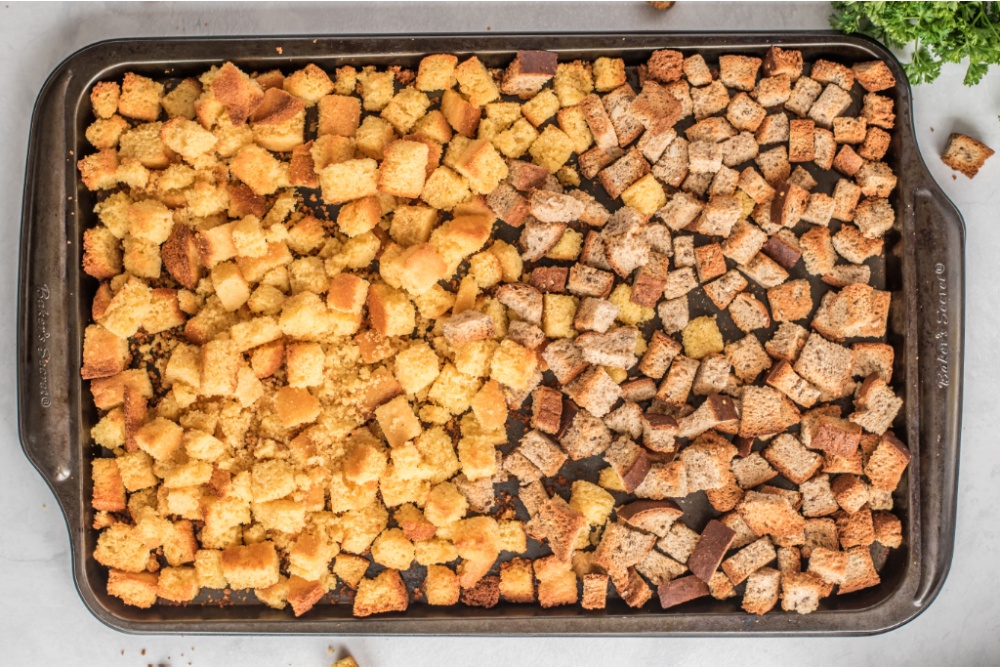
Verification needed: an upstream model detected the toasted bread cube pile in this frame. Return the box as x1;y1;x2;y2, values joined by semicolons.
80;47;907;618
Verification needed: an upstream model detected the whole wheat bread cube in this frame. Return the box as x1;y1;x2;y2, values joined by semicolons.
941;132;994;179
799;475;840;520
726;335;773;384
738;490;806;539
560;406;613;460
764;433;823;485
722;537;776;585
738;385;800;438
593;521;657;581
731;452;778;490
573;297;619;333
864;432;910;491
604;437;653;493
719;55;762;91
565;366;622;418
794;334;853;396
606;402;644;440
742;566;781;615
501;50;558;98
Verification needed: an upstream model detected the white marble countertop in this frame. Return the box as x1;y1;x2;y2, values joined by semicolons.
2;2;998;664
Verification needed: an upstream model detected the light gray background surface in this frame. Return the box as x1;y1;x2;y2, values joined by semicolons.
2;2;998;665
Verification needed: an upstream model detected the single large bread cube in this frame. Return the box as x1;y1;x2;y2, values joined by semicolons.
221;542;280;590
319;158;379;204
378;140;430;198
375;395;423;448
367;283;416;337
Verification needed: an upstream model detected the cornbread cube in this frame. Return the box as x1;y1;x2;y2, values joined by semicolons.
424;564;461;605
393;342;441;395
416;53;459;91
350;116;395;161
355;66;394;112
190;549;227;590
118;72;163;121
367;283;415;337
91;458;126;512
124;200;173;246
380;87;432;135
424;481;470;527
181;427;226;463
220;542;281;590
81;323;130;381
319;158;379;205
341;435;388;488
134;417;183;461
353;568;410;617
500;558;536;603
112;450;156;495
621;174;667;216
682;316;725;360
317;93;362;137
440;101;480;153
98;278;152;339
378;140;430;198
421;165;472;211
557;105;595;156
333;554;370;590
90;80;122;119
607;283;654;326
273;64;328;108
453;339;498;378
370;528;415;571
494;117;540;159
519;89;559;128
554;61;594;107
428;363;482;415
275;292;328;340
450;139;508;195
593;57;627;92
543;293;579;339
484;241;520;284
228;217;269;261
536;560;579;608
489;339;538;391
375;395;423;448
530;125;576;174
457;436;497;482
77;148;120;190
228;144;289;196
153;566;198;603
569;479;615;528
107;570;159;609
282;342;323;388
274;385;320;428
207;261;249;311
454;56;500;107
94;523;153;573
465;382;509;441
388;205;437;247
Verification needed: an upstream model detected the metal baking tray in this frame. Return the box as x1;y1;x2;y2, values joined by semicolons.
17;32;964;635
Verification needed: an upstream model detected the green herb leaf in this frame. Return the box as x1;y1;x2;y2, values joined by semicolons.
830;1;1000;86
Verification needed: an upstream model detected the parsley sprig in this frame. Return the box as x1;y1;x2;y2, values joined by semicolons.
830;1;1000;85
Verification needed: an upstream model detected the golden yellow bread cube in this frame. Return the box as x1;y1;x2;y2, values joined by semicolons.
375;395;423;448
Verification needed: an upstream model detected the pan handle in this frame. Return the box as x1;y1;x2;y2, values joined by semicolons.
907;173;965;608
17;66;80;515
